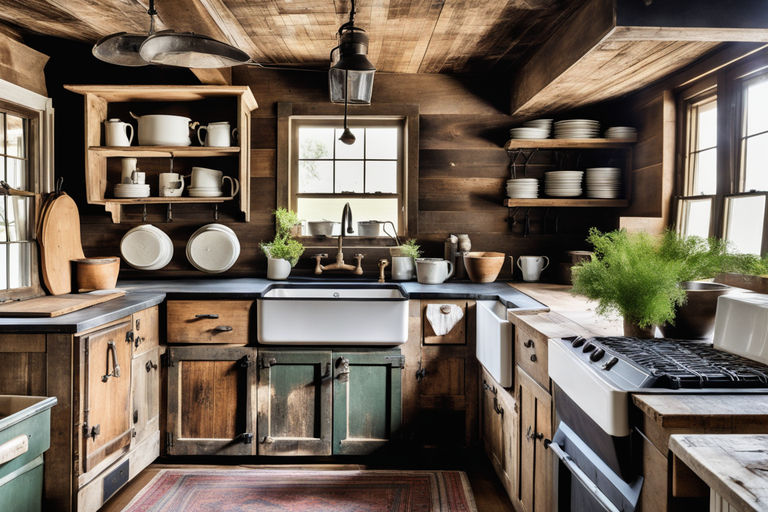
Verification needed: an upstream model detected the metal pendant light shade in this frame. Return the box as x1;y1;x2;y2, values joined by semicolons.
139;31;251;68
329;2;376;104
92;32;151;66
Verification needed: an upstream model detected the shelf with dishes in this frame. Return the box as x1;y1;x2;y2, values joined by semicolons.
504;198;629;207
504;138;635;150
103;197;233;204
89;146;240;157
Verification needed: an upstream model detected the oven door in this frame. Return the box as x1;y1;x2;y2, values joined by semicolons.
551;422;642;512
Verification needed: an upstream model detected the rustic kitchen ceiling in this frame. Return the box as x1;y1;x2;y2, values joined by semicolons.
0;0;586;73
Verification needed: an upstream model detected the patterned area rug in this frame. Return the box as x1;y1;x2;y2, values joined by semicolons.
123;469;478;512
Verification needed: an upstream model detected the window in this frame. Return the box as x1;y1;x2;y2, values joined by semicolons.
676;51;768;255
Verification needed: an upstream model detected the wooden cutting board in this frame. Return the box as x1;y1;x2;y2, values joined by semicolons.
0;290;126;317
39;193;85;295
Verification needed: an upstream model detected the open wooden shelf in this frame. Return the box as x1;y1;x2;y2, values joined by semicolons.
103;197;233;204
504;138;636;150
89;146;240;157
504;198;629;207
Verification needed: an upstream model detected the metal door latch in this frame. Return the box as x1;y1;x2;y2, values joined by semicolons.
239;432;254;444
88;424;101;440
102;341;121;382
146;360;158;372
336;357;350;382
415;360;427;382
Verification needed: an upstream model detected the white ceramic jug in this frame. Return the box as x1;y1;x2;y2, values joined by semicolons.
159;172;185;197
105;118;134;147
415;258;454;284
391;256;415;280
517;255;550;282
120;158;138;184
197;122;237;147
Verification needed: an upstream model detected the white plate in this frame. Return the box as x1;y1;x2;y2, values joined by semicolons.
188;188;224;197
186;224;240;273
120;224;173;270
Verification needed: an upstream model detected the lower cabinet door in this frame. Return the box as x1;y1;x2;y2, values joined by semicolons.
166;346;256;455
333;350;403;455
517;366;552;512
257;350;333;456
131;347;160;444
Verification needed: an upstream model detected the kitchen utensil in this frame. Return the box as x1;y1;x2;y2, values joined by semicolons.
189;167;240;196
74;257;120;292
120;158;139;183
120;224;173;270
39;193;85;295
186;223;240;273
307;220;338;237
130;112;195;146
391;256;415;280
159;172;184;197
0;290;126;317
104;118;134;146
187;187;224;198
464;252;505;283
415;258;454;284
197;122;236;147
357;220;385;236
517;255;550;282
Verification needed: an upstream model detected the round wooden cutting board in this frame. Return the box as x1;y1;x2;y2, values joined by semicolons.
39;193;85;295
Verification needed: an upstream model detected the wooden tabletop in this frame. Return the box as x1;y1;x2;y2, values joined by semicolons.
669;434;768;511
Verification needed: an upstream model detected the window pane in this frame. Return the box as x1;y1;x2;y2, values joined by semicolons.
298;160;333;193
365;128;398;159
335;161;363;193
8;243;31;288
0;246;6;289
0;199;5;242
697;101;717;150
298;127;334;159
297;197;399;235
680;199;712;239
6;158;26;190
7;197;29;242
744;132;768;192
692;148;717;195
726;195;766;255
0;113;5;156
334;128;364;159
746;77;768;136
365;161;397;193
6;115;25;158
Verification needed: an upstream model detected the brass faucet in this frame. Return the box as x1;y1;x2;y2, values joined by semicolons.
314;202;364;275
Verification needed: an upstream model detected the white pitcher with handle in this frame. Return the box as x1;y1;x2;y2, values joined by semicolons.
415;258;454;284
197;122;237;147
105;118;134;146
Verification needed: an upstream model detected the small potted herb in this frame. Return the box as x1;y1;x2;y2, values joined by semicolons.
390;239;421;280
260;208;304;280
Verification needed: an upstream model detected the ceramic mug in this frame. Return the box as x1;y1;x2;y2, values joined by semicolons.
128;171;146;185
159;172;185;197
517;255;550;282
415;258;454;284
105;118;133;147
197;122;237;147
121;158;138;184
189;167;240;196
391;256;415;281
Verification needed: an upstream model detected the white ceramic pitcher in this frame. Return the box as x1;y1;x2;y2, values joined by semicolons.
105;118;133;146
415;258;454;284
197;122;237;147
517;255;550;282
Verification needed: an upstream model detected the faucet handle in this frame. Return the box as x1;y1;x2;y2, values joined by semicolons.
353;253;364;275
314;253;328;259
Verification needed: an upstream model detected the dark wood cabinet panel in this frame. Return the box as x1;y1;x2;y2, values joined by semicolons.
516;366;552;512
131;347;160;445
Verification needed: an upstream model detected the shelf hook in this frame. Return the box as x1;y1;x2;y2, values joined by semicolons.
213;203;219;221
142;204;148;223
166;203;173;223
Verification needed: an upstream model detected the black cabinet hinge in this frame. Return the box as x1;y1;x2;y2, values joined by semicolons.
166;432;174;449
239;432;254;444
126;330;134;344
385;355;406;368
161;351;174;368
239;355;254;368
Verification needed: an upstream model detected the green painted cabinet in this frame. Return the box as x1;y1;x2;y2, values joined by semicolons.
333;350;403;455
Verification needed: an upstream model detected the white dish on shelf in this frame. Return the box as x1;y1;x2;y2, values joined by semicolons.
120;224;173;270
188;187;224;197
186;223;240;273
114;183;151;198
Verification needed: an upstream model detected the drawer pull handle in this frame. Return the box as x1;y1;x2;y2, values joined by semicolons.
439;305;452;314
146;360;158;372
530;354;537;362
493;396;504;416
213;325;233;333
482;380;497;395
135;336;144;348
0;435;28;465
524;339;534;348
526;425;543;442
102;341;121;382
336;356;350;382
195;313;219;319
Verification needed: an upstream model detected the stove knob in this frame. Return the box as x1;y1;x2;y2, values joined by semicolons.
571;337;585;348
589;348;605;362
582;343;595;353
601;356;619;371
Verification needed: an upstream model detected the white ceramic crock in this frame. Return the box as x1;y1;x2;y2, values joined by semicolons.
267;257;292;280
130;112;194;146
415;258;454;284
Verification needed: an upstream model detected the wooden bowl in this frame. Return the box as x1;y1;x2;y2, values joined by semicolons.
74;257;120;292
463;252;505;283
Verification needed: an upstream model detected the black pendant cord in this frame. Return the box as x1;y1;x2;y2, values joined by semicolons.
339;68;356;145
147;0;157;33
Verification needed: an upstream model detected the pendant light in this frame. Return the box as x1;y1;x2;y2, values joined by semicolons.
339;69;356;145
92;0;158;66
329;0;376;105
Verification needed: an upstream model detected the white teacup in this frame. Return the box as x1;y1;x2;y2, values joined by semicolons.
517;255;550;282
197;122;237;147
189;167;240;196
159;172;184;197
129;171;146;185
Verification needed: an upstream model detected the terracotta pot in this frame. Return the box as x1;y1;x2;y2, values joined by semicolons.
74;257;120;291
463;251;505;283
623;318;655;338
659;281;731;339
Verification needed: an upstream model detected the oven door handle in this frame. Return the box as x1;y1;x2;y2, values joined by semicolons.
549;441;621;512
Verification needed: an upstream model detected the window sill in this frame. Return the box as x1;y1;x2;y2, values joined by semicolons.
716;272;768;293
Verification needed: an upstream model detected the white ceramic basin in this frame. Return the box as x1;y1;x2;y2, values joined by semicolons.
476;300;513;386
257;284;408;345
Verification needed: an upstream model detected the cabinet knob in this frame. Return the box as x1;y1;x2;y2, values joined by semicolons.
524;339;534;348
146;360;158;372
530;354;537;362
195;313;219;319
213;325;233;333
260;435;274;444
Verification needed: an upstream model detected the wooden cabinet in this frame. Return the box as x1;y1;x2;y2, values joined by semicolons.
256;350;332;456
423;300;467;345
131;347;160;445
131;305;159;356
479;366;517;501
516;366;553;512
165;345;256;456
515;321;549;390
166;300;253;344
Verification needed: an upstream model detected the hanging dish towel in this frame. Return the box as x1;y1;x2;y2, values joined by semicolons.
426;304;464;336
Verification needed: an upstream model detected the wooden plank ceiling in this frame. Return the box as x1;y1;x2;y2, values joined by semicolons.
0;0;587;73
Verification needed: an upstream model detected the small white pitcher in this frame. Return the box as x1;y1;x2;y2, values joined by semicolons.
105;118;134;146
197;122;238;147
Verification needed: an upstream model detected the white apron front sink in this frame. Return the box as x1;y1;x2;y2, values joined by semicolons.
257;284;408;345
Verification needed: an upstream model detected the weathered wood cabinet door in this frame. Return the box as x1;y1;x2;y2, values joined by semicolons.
480;367;517;502
332;350;403;455
131;347;160;444
166;346;256;455
257;350;333;456
79;320;133;473
516;366;552;512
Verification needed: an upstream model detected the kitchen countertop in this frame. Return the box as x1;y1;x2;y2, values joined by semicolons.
669;434;768;511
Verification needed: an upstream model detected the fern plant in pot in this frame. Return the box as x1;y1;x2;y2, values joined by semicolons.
260;208;304;280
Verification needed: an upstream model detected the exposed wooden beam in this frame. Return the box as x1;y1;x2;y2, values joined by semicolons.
190;67;232;85
0;31;49;96
197;0;264;61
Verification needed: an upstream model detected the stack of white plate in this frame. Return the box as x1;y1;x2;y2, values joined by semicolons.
506;178;539;198
554;119;600;139
188;187;224;198
186;223;240;273
545;171;583;197
522;119;553;136
586;167;622;198
604;126;637;140
509;126;549;139
114;183;150;198
120;225;173;270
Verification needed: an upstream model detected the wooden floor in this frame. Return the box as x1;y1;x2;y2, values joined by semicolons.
101;452;515;512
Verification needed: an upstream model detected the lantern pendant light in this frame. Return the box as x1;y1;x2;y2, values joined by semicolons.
329;0;376;105
339;69;356;145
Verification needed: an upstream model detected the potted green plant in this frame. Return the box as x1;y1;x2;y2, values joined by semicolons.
389;239;421;280
260;208;304;280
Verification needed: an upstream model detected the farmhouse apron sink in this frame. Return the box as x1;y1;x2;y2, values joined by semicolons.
257;284;409;345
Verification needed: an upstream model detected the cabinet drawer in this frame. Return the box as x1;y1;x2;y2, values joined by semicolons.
515;322;549;391
132;306;159;356
422;301;467;345
167;300;253;344
419;356;465;404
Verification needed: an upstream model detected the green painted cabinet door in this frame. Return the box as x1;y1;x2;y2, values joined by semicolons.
257;350;333;456
332;350;403;455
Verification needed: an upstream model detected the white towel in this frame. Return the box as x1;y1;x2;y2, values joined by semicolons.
426;303;464;336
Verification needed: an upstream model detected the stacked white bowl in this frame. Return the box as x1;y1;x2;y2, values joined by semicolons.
545;171;583;197
522;118;553;135
186;223;240;273
114;183;150;198
554;119;600;139
120;225;173;270
506;178;539;198
585;167;622;198
605;126;637;140
509;126;549;139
